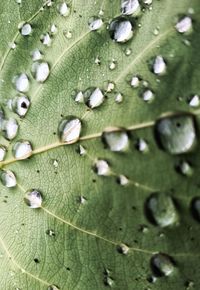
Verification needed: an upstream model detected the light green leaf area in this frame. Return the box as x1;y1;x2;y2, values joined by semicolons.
0;0;200;289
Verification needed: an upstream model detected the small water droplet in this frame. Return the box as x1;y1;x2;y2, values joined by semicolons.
117;243;129;254
50;24;58;35
58;117;82;143
53;159;59;168
124;47;132;56
136;138;148;153
78;145;86;156
0;170;17;188
24;189;42;208
94;160;110;176
31;49;43;61
103;129;129;152
20;23;32;36
109;60;117;70
74;91;84;103
13;140;33;160
106;82;115;92
79;195;87;204
177;160;193;176
0;145;6;161
84;88;104;108
121;0;140;16
95;56;101;65
118;174;129;186
146;192;178;227
142;89;154;102
153;27;159;36
130;76;140;88
153;56;166;75
176;16;192;33
109;17;135;43
48;285;60;290
32;62;50;83
151;253;175;277
104;276;114;287
155;115;196;154
115;93;123;103
88;17;103;31
3;118;18;140
46;229;55;237
143;0;153;5
14;73;29;93
12;95;30;117
41;33;52;46
189;95;199;107
9;42;17;49
57;2;70;17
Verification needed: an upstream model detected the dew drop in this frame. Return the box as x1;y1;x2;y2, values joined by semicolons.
153;56;166;75
136;138;148;153
104;276;114;287
177;160;193;176
125;47;132;56
74;91;84;103
109;18;134;43
48;285;60;290
175;16;192;33
78;145;86;156
106;82;115;92
58;117;82;143
88;17;103;31
189;95;199;107
32;62;50;83
0;145;6;162
118;175;129;186
46;229;55;237
191;197;200;222
146;192;178;227
115;93;123;103
3;118;18;140
31;49;43;61
130;76;140;88
12;95;30;117
121;0;140;16
24;189;42;208
109;60;117;70
103;130;129;152
20;23;32;36
94;160;110;176
50;24;58;35
143;0;153;4
57;2;70;17
14;73;29;93
151;253;175;277
41;33;52;46
0;170;17;188
117;243;129;254
142;89;154;102
84;88;104;109
13;140;33;160
155;115;196;154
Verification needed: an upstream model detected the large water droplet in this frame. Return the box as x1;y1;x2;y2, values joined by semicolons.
84;88;105;109
14;73;29;93
102;129;129;152
58;117;82;143
121;0;141;15
109;18;134;43
12;95;30;117
24;189;42;208
151;253;175;277
0;170;17;188
88;17;103;31
155;115;196;154
94;160;110;176
3;118;18;140
32;62;50;83
146;192;178;227
13;140;33;160
176;16;192;33
0;145;6;161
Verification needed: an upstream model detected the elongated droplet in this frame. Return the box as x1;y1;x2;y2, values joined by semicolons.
146;192;178;227
84;88;104;108
14;73;29;93
58;117;82;143
12;95;30;117
153;56;166;75
151;253;175;277
109;18;134;43
121;0;140;15
103;130;129;152
24;190;42;208
13;140;33;160
3;118;18;140
155;115;196;154
32;62;50;83
94;160;110;176
176;16;192;33
0;170;16;188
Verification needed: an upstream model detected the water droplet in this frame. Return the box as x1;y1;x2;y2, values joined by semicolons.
3;118;18;140
151;253;175;277
78;145;86;156
136;138;148;153
14;73;29;93
118;175;129;186
15;0;21;3
191;197;200;222
115;93;123;103
58;117;82;143
48;285;60;290
88;17;103;31
109;18;134;43
84;88;104;109
176;16;192;33
104;276;114;287
0;145;6;161
0;170;17;188
146;192;178;227
32;62;50;83
117;243;129;254
31;49;43;61
142;89;154;102
20;23;32;36
95;56;101;65
125;47;132;56
106;82;115;92
46;229;55;237
103;130;129;152
41;33;52;46
12;95;30;117
155;115;196;154
50;24;58;35
79;195;87;204
13;140;33;160
130;76;140;88
143;0;153;5
94;160;110;176
153;27;159;36
177;160;193;176
74;91;84;103
57;2;70;17
9;42;17;49
121;0;140;16
53;159;59;168
109;60;117;70
153;56;166;75
189;95;199;107
24;189;42;208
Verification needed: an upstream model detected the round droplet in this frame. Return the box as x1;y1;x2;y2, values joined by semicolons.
191;197;200;222
102;129;129;152
13;140;33;160
146;192;178;227
84;88;104;109
176;16;192;33
20;23;32;36
88;17;103;31
0;145;6;161
57;2;70;16
0;170;17;188
109;17;134;43
142;89;154;102
24;189;42;208
153;56;166;75
94;160;110;176
121;0;141;15
12;95;30;117
58;117;82;143
151;253;175;277
14;73;29;93
3;118;18;140
32;62;50;83
155;115;196;154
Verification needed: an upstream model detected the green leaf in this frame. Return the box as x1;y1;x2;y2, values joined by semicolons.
0;0;200;289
